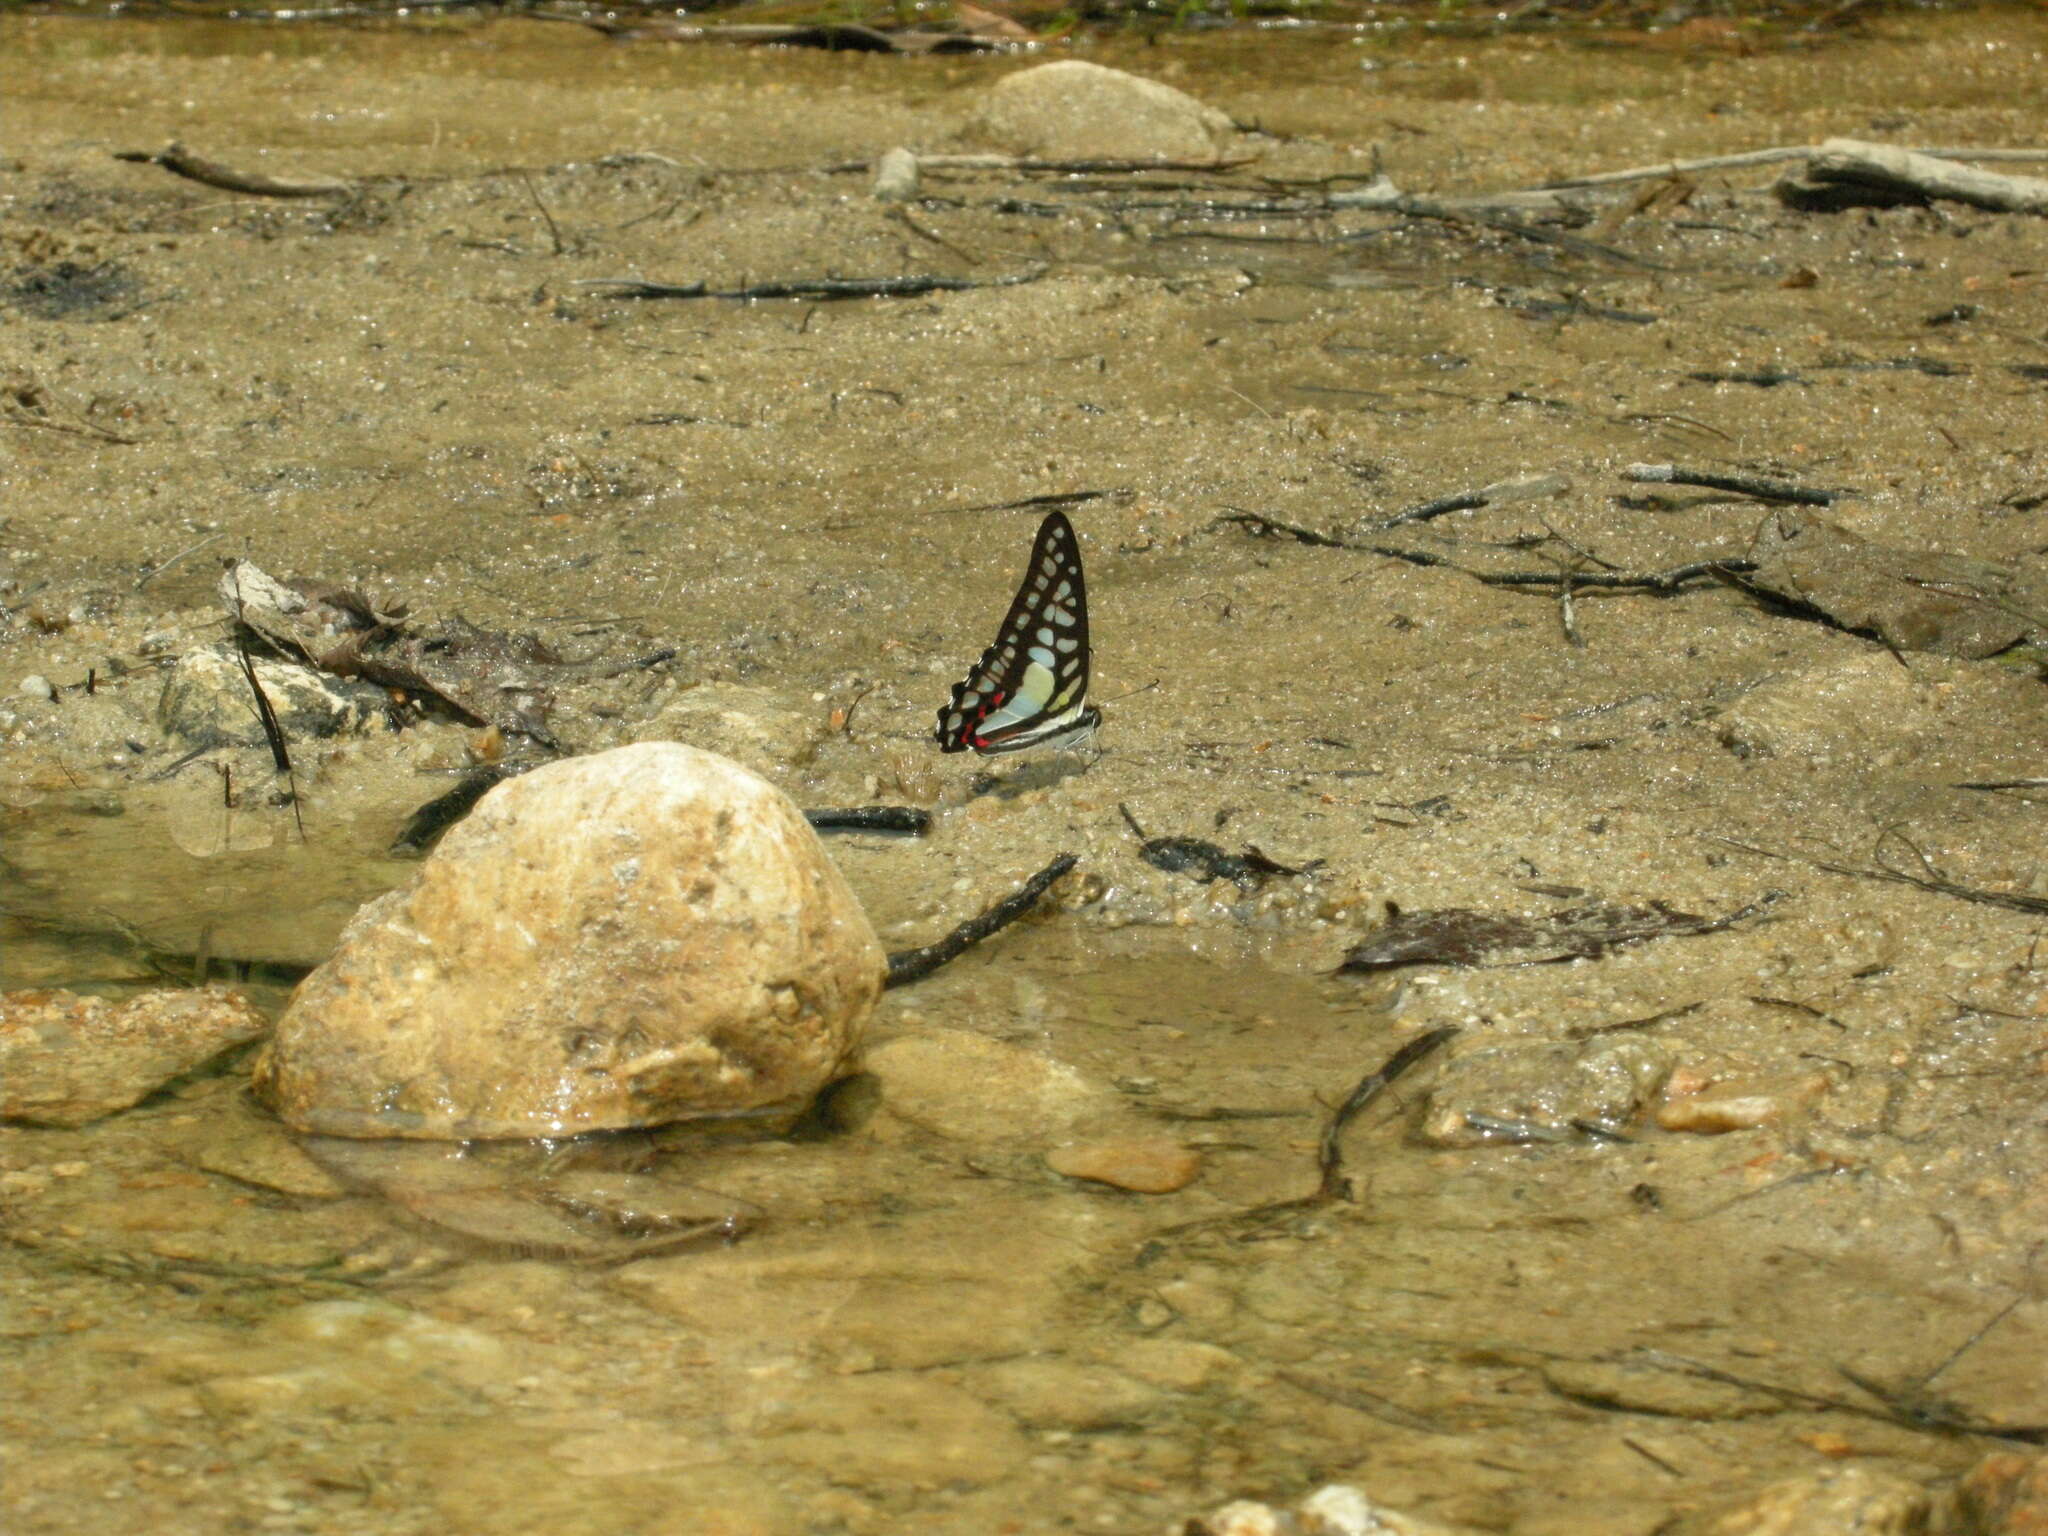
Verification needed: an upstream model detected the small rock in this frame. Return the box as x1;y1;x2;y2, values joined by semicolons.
1657;1072;1830;1134
0;985;270;1128
867;1028;1117;1143
193;1112;351;1199
1187;1502;1287;1536
873;146;920;201
253;743;885;1140
967;61;1238;162
156;644;391;748
1420;1036;1670;1146
1046;1135;1201;1193
1299;1485;1470;1536
1956;1451;2048;1535
1187;1485;1479;1536
17;674;55;701
1705;1465;1929;1535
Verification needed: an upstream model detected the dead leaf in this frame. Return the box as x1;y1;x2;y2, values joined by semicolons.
1742;509;2048;658
1338;894;1782;974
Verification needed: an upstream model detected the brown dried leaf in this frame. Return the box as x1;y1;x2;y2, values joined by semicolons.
1744;509;2048;658
1338;895;1780;974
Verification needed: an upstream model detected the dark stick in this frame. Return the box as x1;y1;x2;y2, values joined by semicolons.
1624;463;1842;506
574;272;1044;303
803;806;931;835
518;171;566;256
1713;836;2048;917
232;634;306;840
884;853;1077;988
1215;506;1352;548
1364;490;1489;533
943;488;1134;517
1215;509;1752;592
113;141;349;198
1318;1026;1459;1200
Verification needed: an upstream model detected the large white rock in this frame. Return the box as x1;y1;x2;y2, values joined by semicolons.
254;743;884;1139
967;61;1237;162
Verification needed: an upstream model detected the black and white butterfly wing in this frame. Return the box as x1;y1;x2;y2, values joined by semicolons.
935;510;1096;755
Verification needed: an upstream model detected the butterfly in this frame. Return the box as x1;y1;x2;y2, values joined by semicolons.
935;509;1100;755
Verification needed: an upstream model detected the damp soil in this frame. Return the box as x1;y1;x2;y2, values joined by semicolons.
5;8;2048;1535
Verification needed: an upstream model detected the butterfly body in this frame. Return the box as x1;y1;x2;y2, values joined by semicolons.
936;510;1099;755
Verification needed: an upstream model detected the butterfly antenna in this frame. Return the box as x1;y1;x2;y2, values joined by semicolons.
1099;678;1158;706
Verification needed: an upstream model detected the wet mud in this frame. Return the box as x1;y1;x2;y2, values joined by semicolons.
4;7;2048;1534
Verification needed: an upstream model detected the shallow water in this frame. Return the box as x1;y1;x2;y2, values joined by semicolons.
6;5;2048;1533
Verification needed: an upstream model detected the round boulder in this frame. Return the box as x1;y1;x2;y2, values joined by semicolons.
254;743;885;1139
966;61;1237;162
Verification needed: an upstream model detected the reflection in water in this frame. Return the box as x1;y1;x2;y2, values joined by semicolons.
7;935;2028;1532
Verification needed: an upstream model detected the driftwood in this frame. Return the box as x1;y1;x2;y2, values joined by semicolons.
1624;463;1841;506
1778;138;2048;215
113;142;350;198
1534;140;2048;193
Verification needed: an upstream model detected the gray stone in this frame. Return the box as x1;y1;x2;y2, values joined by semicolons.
873;146;920;201
156;644;391;748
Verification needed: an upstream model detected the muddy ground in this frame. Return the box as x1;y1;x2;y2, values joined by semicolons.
3;7;2048;1535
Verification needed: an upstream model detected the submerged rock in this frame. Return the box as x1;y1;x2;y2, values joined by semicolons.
967;61;1238;162
1420;1036;1671;1147
1046;1135;1202;1194
1703;1466;1929;1535
0;985;270;1128
254;743;885;1140
867;1028;1117;1143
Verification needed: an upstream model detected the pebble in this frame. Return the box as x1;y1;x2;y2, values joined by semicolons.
1184;1484;1475;1536
1657;1072;1830;1134
1046;1136;1202;1194
872;146;920;201
17;674;55;700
